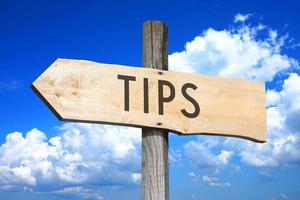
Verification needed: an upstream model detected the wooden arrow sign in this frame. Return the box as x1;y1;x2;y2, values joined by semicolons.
32;58;267;142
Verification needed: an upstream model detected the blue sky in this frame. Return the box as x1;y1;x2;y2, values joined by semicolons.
1;0;300;200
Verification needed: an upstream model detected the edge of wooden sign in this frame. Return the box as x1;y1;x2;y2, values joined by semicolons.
55;58;265;86
32;58;267;143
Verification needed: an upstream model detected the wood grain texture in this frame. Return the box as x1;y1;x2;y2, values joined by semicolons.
142;21;169;200
32;57;266;142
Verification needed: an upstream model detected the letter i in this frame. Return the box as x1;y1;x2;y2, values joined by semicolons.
144;78;149;113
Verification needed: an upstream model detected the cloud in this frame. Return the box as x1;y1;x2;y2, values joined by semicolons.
187;170;230;187
169;148;182;165
235;73;300;168
188;172;199;181
171;14;300;170
225;131;300;169
234;13;252;23
280;73;300;131
183;138;233;169
202;175;230;187
0;123;141;194
169;18;297;81
52;186;104;200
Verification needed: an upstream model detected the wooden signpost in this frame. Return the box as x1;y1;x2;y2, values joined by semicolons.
32;58;266;142
32;21;267;200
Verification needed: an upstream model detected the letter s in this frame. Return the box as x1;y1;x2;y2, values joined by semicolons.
181;83;200;118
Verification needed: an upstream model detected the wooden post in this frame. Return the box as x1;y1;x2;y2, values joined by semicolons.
142;21;169;200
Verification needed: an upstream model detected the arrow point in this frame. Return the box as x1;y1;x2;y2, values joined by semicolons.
31;83;63;121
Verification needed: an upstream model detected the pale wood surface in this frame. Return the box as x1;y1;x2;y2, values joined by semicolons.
32;57;266;142
142;21;169;200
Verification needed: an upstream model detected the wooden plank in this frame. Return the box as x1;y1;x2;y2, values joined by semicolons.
32;58;266;142
142;21;169;200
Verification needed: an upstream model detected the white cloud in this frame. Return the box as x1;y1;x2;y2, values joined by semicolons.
239;149;279;167
172;14;300;170
202;175;230;187
242;73;300;168
169;21;297;81
183;138;233;168
52;186;104;200
187;170;230;187
169;148;182;165
234;13;252;23
0;123;141;193
188;172;199;181
132;173;141;184
223;73;300;168
267;107;285;130
266;90;281;107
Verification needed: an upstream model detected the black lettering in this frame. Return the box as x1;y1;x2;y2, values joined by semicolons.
158;80;175;115
181;83;200;118
117;75;136;111
144;78;149;113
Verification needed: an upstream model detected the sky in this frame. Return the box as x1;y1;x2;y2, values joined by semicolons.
1;0;300;199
